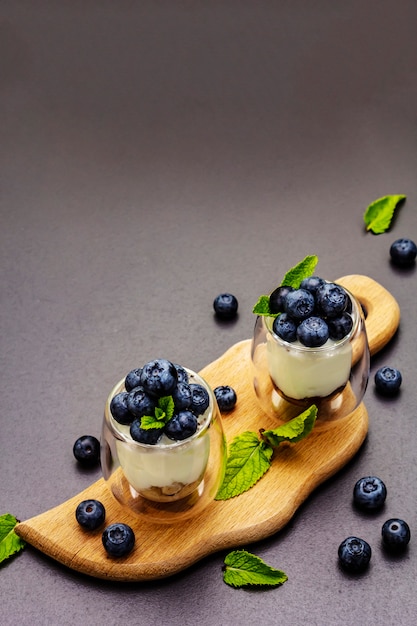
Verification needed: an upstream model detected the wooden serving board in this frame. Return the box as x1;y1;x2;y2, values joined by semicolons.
15;275;400;581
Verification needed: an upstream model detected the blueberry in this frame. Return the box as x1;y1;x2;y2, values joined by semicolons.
390;238;417;266
174;363;189;384
316;282;348;318
110;391;133;425
272;312;298;342
130;419;163;444
165;410;198;441
269;286;294;314
214;385;237;412
171;381;193;410
189;383;210;415
299;275;325;296
381;518;411;551
374;366;402;395
102;523;135;557
75;499;106;530
284;289;315;321
73;435;100;466
353;476;387;511
327;312;353;340
126;386;156;418
124;368;143;392
213;293;238;319
297;316;329;347
140;359;178;397
338;536;371;573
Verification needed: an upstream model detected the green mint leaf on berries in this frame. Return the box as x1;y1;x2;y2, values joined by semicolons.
215;431;273;500
0;513;26;565
260;405;317;447
363;194;406;234
223;550;288;588
252;255;318;316
158;395;175;420
140;395;175;430
140;415;166;430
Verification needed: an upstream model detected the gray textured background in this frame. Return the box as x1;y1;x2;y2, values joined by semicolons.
1;1;416;624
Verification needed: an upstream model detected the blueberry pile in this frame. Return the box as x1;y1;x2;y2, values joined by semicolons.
110;358;210;445
270;276;354;347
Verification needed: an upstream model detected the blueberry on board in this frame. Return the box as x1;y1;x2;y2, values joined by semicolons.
213;293;238;319
284;289;315;321
269;285;294;314
165;410;198;441
381;518;411;551
390;238;417;266
299;275;325;296
73;435;100;467
75;499;106;530
110;391;133;425
327;312;353;341
353;476;387;511
174;363;189;384
102;523;135;557
214;385;237;412
140;359;178;397
171;381;193;410
124;367;143;392
374;366;402;395
338;536;371;573
316;282;348;318
130;420;162;445
297;316;329;347
189;383;210;415
126;386;156;418
273;312;298;342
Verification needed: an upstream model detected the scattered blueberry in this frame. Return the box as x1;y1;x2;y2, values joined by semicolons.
316;282;348;318
327;312;353;341
269;285;294;314
353;476;387;511
110;391;133;425
75;499;106;530
124;367;143;392
189;383;210;415
297;316;329;347
102;523;135;557
381;518;411;551
390;238;417;266
214;385;237;412
171;381;192;410
73;435;100;467
165;410;198;440
299;275;325;295
273;312;298;342
130;419;163;444
140;358;178;396
127;386;156;418
374;366;402;396
285;289;315;321
213;293;238;319
338;536;372;573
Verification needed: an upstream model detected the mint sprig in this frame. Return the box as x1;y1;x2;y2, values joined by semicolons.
140;395;175;430
0;513;26;565
363;194;406;234
252;255;318;316
223;550;288;588
215;405;317;500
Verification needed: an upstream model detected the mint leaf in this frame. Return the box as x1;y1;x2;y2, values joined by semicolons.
140;415;166;430
215;431;273;500
140;396;175;430
158;396;175;420
223;550;288;588
261;404;318;448
364;195;406;234
280;254;318;288
0;513;26;565
252;255;318;316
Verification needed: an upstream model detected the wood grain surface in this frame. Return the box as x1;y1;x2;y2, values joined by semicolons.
15;275;400;581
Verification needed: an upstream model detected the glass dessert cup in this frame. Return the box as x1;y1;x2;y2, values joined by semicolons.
251;288;370;423
101;368;226;523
